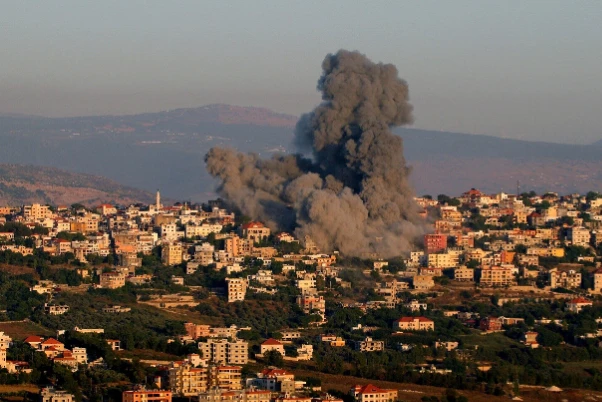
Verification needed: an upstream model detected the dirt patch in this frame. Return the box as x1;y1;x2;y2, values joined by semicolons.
0;320;53;340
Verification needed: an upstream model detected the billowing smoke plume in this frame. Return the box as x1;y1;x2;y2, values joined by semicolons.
205;50;428;257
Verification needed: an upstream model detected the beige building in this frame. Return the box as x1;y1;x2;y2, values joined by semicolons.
550;269;582;289
568;226;591;247
162;243;183;266
99;272;126;289
454;266;474;281
198;389;270;402
23;204;53;220
226;278;248;302
241;222;271;242
198;339;248;365
168;364;210;396
260;338;285;355
393;316;435;331
225;235;253;257
566;297;593;313
186;223;223;238
295;278;317;293
354;337;384;352
40;388;75;402
480;266;515;287
44;304;70;315
427;252;459;269
123;389;172;402
212;366;242;391
412;275;434;290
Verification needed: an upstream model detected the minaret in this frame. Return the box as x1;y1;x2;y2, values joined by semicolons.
156;189;161;210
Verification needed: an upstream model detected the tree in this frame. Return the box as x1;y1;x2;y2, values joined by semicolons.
271;260;283;275
514;244;527;254
387;257;406;273
536;326;563;346
264;350;284;366
586;191;600;201
438;194;460;207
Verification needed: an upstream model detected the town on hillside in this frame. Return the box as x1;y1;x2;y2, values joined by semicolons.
3;189;602;401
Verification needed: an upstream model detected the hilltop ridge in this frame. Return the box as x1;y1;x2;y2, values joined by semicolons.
0;164;154;206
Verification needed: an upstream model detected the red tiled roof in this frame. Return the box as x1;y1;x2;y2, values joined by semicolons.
24;336;43;343
41;338;63;345
262;338;283;346
356;384;391;394
569;297;592;304
261;368;292;376
242;221;265;229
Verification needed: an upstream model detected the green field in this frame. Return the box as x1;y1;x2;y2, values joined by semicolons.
458;331;523;352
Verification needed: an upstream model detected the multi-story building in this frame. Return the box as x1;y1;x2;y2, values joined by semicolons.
479;266;515;287
198;339;249;365
212;366;243;391
568;226;591;247
226;278;248;302
99;272;126;289
23;204;53;220
393;317;435;331
479;317;503;332
249;368;296;393
550;269;582;289
566;297;593;313
198;388;271;402
122;389;172;402
296;294;325;314
454;266;474;281
427;252;459;268
194;242;215;265
0;332;13;372
353;337;384;352
168;364;210;396
185;223;223;238
295;278;317;293
225;235;253;257
44;304;70;315
0;332;11;350
184;323;212;339
72;347;88;364
350;384;397;402
162;243;183;266
412;275;434;290
424;234;448;254
241;222;271;243
40;387;75;402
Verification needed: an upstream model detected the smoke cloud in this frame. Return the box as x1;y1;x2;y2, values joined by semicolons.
205;50;428;257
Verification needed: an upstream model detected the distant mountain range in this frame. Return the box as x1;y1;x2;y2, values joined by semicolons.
1;104;601;200
0;164;154;206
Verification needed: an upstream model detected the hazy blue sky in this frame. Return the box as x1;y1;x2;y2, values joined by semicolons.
1;1;601;144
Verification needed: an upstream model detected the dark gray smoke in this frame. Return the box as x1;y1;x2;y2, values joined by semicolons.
205;50;428;257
